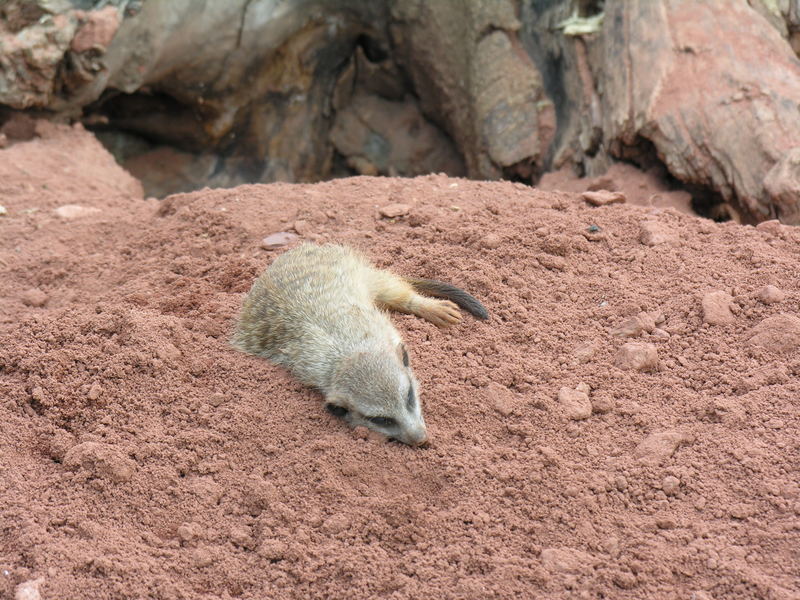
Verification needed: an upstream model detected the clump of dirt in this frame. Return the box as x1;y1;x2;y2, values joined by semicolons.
1;125;798;600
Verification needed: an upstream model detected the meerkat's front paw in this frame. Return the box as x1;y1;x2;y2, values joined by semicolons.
421;299;462;327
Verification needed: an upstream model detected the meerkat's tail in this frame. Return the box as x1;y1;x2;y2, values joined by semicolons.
404;277;490;320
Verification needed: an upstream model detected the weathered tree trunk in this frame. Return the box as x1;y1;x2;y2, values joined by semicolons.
389;0;554;181
2;0;800;223
599;0;800;224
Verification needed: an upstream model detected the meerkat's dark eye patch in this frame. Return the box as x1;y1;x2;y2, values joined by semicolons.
406;384;415;411
326;404;348;418
367;416;397;428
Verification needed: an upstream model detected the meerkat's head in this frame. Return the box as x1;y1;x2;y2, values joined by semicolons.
325;343;427;446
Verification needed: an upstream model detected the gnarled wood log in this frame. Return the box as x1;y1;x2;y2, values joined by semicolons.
599;0;800;223
2;0;800;222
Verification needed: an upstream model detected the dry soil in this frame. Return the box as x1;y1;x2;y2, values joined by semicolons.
1;124;798;600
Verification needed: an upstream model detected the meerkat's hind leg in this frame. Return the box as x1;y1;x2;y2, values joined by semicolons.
367;270;463;327
417;299;463;327
405;276;489;320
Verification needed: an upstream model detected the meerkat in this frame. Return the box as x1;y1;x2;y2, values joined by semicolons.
232;243;488;446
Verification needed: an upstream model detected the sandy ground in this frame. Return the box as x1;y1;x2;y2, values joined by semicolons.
1;124;799;600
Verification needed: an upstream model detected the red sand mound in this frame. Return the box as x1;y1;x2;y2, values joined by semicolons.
1;125;799;599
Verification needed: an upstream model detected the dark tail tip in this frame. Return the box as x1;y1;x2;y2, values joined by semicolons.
406;277;490;320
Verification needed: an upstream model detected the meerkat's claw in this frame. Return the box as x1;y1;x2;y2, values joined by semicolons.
420;299;462;327
440;300;462;321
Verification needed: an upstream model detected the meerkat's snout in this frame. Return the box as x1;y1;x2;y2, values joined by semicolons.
402;425;429;447
326;345;429;446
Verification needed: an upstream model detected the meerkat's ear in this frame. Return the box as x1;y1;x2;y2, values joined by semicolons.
397;343;410;367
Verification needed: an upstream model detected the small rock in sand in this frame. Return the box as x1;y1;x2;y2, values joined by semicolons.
193;547;215;567
583;225;606;242
379;203;411;218
54;204;101;220
729;504;754;520
15;578;44;600
634;431;692;465
591;394;615;414
572;342;597;363
701;290;735;325
0;204;7;215
540;547;595;574
260;231;299;249
258;539;288;561
581;190;626;206
615;343;659;372
558;386;592;420
747;314;800;353
208;392;226;407
639;220;673;246
655;515;677;530
322;513;351;534
488;382;518;416
662;475;681;496
63;441;136;483
541;234;575;256
292;220;311;235
229;526;254;548
754;219;783;235
757;285;785;305
612;571;638;589
637;312;657;332
610;312;656;337
602;536;621;557
480;233;502;249
87;383;103;401
537;254;566;271
538;446;561;466
177;522;201;542
21;288;48;307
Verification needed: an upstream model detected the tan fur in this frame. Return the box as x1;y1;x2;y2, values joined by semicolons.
232;243;488;446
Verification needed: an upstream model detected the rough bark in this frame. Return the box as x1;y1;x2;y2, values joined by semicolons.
598;0;800;223
94;0;391;185
3;0;800;222
390;0;554;180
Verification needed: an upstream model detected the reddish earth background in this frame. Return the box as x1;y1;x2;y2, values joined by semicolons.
1;124;799;600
